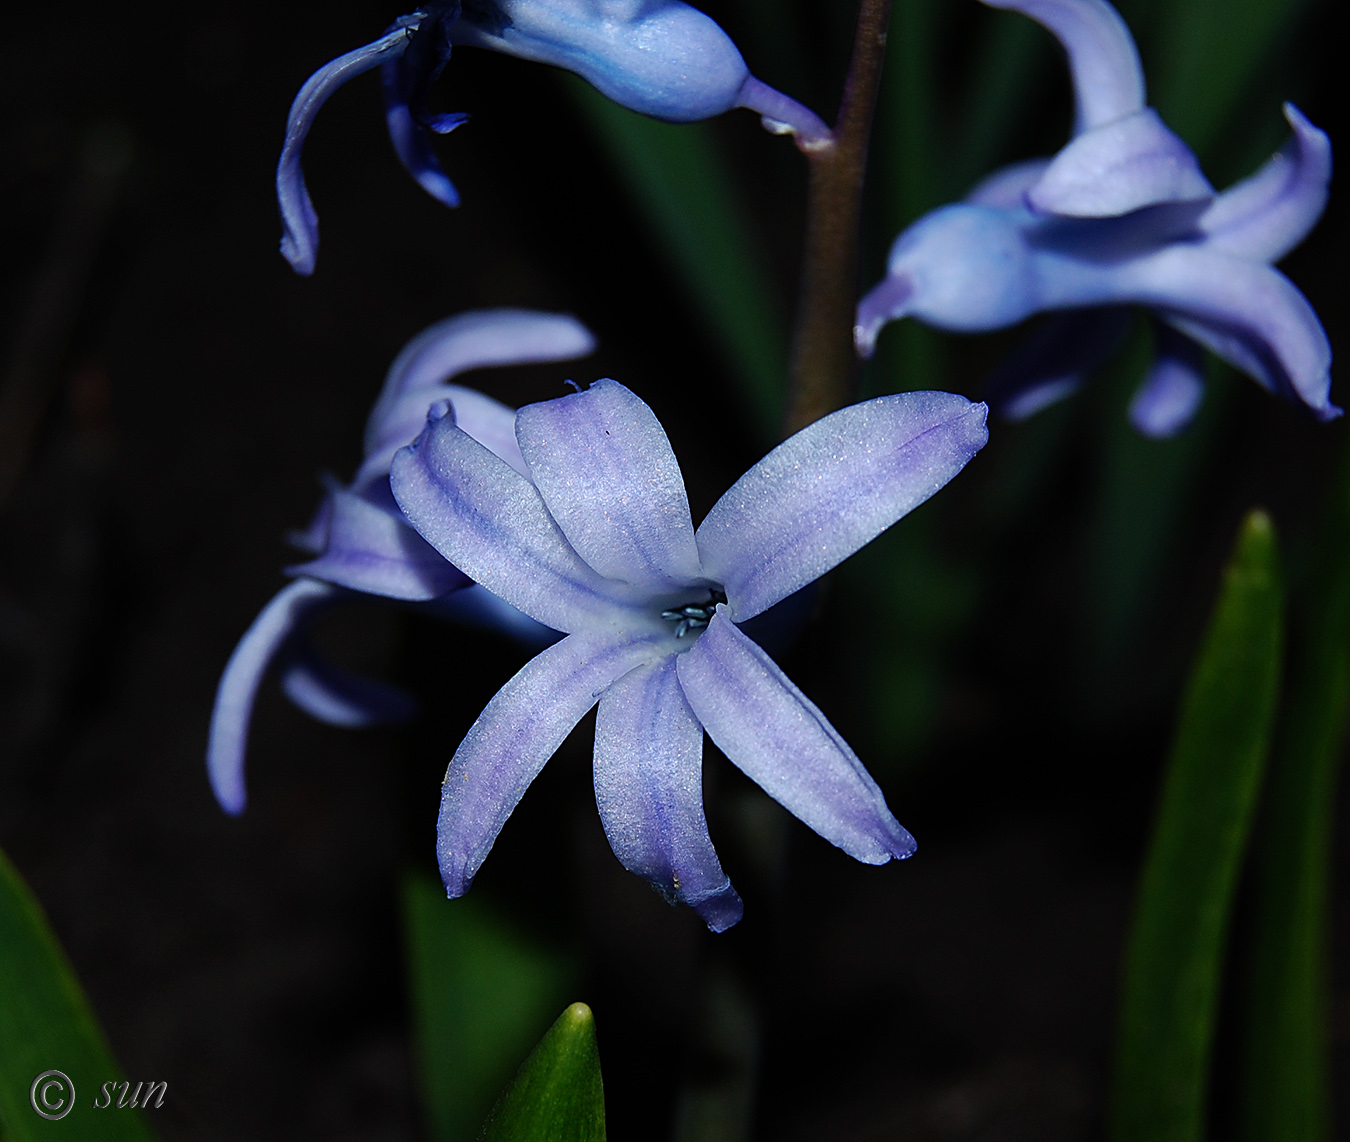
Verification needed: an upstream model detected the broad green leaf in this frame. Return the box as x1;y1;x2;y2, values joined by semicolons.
1241;449;1350;1142
0;846;156;1142
565;76;787;440
1109;510;1284;1142
403;872;574;1142
478;1003;606;1142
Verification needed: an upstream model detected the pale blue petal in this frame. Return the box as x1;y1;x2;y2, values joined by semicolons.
456;0;750;122
280;643;418;727
1198;104;1332;263
515;380;704;593
390;406;643;632
1128;323;1206;437
277;23;413;275
697;393;989;622
1112;246;1337;419
437;630;666;896
288;488;469;601
986;308;1132;419
208;578;338;814
965;159;1052;208
1025;109;1211;217
362;309;596;470
594;657;743;931
677;612;915;864
981;0;1144;132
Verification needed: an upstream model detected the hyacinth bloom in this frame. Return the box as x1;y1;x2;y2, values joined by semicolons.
278;0;831;274
208;309;595;814
855;0;1335;437
388;379;989;930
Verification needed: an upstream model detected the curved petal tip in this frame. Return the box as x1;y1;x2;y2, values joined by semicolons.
855;274;914;358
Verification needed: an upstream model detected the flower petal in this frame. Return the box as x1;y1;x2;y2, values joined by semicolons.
735;76;832;148
677;612;915;864
456;1;751;121
985;307;1132;420
288;488;469;601
390;406;641;632
965;159;1053;208
594;657;743;931
981;0;1144;133
1198;103;1332;263
276;22;413;275
1114;246;1337;419
437;630;665;897
515;379;705;593
208;578;339;814
697;393;989;621
361;309;595;473
1025;109;1212;218
1128;322;1207;437
380;7;461;208
280;642;418;728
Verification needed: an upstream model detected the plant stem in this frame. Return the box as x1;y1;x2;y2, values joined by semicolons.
782;0;893;439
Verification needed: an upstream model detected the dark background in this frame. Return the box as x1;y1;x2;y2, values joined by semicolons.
0;1;1344;1138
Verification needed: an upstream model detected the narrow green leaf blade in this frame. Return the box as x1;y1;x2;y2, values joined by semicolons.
565;77;787;440
403;872;574;1142
479;1003;606;1142
1241;451;1350;1142
1110;509;1284;1142
0;846;157;1142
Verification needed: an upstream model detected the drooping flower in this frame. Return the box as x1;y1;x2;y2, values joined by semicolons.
208;309;594;814
388;378;989;930
278;1;832;275
855;0;1336;437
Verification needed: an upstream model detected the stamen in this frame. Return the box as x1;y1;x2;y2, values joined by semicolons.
661;590;728;638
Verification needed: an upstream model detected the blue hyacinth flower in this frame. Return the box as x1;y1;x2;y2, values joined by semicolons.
388;378;989;930
855;0;1336;437
277;1;831;275
208;309;595;814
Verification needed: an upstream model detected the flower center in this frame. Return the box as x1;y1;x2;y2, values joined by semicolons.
661;589;727;639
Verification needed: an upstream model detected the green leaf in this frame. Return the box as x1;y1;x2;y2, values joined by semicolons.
478;1003;606;1142
0;846;157;1142
1109;509;1284;1142
1241;449;1350;1142
403;871;575;1142
565;76;788;440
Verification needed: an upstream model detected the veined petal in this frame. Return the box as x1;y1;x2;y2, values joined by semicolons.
966;158;1052;208
277;22;413;275
1026;109;1212;217
390;406;641;632
516;379;704;593
288;488;469;601
357;385;528;493
1128;322;1207;437
280;643;418;727
208;578;339;814
1199;104;1332;263
697;393;989;622
456;0;751;122
594;657;743;931
986;308;1132;420
437;630;665;896
677;612;915;864
1114;247;1337;419
981;0;1143;133
363;309;596;465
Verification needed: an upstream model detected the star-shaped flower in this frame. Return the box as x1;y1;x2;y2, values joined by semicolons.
208;309;594;813
278;0;832;275
389;378;989;930
855;0;1335;437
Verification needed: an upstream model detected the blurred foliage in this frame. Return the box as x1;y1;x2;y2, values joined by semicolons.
0;847;155;1142
403;871;576;1142
1110;511;1284;1142
477;1002;606;1142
